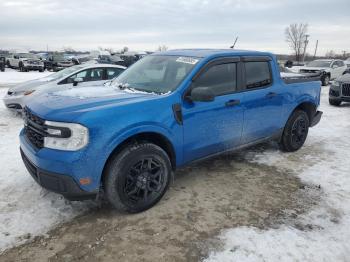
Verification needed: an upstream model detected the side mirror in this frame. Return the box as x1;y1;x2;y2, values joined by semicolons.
332;65;339;69
190;87;215;102
73;77;83;86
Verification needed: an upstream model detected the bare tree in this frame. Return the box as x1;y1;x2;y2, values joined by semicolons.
285;23;308;62
157;45;168;52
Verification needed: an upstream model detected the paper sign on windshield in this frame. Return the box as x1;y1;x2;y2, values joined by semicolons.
176;57;199;65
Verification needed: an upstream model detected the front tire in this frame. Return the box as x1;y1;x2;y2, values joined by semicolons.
329;98;341;106
104;143;172;213
280;110;309;152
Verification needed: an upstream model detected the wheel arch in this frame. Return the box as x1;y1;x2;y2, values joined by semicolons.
291;101;317;126
101;131;177;185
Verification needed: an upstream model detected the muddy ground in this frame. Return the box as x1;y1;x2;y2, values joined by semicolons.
0;143;321;262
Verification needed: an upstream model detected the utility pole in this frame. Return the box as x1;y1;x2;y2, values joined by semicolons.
230;37;238;49
302;34;310;62
313;40;318;59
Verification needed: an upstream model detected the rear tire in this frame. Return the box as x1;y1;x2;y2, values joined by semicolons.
280;110;309;152
329;99;341;106
104;142;172;213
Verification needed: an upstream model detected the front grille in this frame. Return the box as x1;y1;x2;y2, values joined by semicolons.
342;83;350;97
23;107;46;149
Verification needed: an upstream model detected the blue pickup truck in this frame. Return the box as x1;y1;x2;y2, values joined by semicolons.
20;49;322;213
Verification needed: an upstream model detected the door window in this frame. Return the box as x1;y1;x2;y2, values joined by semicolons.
106;68;123;79
244;61;272;89
89;68;104;81
66;70;89;83
192;63;237;96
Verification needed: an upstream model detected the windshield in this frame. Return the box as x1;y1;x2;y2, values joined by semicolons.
44;65;85;80
111;55;199;94
19;53;36;59
307;60;331;67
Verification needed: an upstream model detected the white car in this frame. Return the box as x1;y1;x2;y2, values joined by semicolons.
3;64;126;110
7;53;44;72
298;59;347;86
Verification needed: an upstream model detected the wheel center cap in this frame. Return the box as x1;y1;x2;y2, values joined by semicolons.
136;173;149;189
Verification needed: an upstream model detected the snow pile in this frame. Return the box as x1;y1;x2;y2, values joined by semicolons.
0;89;94;252
206;87;350;261
0;69;52;85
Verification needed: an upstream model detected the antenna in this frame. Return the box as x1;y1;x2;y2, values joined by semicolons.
230;37;238;49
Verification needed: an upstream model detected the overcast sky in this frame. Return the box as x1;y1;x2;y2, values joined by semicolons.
0;0;349;55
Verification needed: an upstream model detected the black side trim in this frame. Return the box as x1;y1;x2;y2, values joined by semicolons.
179;129;283;168
172;103;183;125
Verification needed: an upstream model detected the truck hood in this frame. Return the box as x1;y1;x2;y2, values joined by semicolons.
26;86;159;121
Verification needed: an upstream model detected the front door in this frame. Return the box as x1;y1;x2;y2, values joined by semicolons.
182;59;244;163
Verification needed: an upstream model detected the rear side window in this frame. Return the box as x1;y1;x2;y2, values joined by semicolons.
107;68;123;80
245;61;272;89
193;63;237;96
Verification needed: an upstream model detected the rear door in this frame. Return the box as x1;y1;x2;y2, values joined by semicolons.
240;57;284;144
182;57;244;162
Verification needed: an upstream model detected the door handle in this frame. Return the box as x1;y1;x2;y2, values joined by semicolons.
225;99;240;107
266;92;277;98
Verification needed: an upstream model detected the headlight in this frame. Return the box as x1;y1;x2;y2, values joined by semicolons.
44;121;89;151
24;90;35;96
332;81;341;88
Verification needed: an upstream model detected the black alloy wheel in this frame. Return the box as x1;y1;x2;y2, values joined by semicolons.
280;110;309;152
104;143;171;213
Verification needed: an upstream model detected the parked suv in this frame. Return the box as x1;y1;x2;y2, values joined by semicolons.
299;59;347;86
45;53;74;71
329;73;350;106
20;49;322;213
7;53;44;72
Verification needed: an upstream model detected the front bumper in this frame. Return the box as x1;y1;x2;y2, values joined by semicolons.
21;149;95;200
329;84;350;102
310;111;323;127
20;130;100;200
24;65;44;70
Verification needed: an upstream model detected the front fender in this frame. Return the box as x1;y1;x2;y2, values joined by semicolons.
103;122;182;167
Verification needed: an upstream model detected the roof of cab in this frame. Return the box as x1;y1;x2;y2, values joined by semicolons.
153;49;273;58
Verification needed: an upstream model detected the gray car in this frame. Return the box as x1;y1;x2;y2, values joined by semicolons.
329;73;350;106
3;64;126;110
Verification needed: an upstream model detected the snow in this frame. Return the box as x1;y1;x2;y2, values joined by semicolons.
0;88;94;252
206;87;350;262
0;68;52;85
